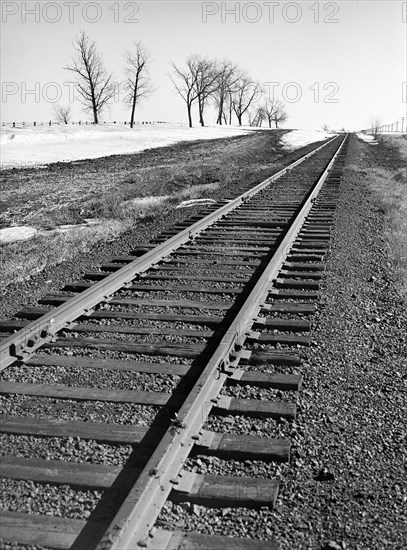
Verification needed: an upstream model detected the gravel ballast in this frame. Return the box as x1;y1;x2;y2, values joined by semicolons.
158;135;407;549
1;134;405;549
0;395;160;426
0;434;134;466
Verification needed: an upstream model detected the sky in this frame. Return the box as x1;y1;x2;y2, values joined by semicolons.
1;0;406;131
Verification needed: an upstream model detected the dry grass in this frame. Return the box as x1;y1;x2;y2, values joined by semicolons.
0;195;180;288
0;161;223;230
365;135;407;299
381;134;407;162
0;166;221;288
0;162;227;288
0;221;125;287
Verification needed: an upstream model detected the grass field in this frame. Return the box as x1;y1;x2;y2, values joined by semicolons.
366;135;407;299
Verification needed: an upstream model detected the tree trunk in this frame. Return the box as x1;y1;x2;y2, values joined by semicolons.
237;113;242;126
198;98;204;126
130;71;141;129
130;92;137;129
187;103;193;128
217;97;224;125
91;85;98;123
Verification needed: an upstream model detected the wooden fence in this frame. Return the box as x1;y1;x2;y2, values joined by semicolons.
1;121;183;128
377;118;406;133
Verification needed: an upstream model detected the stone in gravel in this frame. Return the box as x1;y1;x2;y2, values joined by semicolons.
191;504;200;516
179;501;191;513
323;542;342;550
314;468;335;482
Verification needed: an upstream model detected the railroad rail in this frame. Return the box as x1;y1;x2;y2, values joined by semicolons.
0;133;349;549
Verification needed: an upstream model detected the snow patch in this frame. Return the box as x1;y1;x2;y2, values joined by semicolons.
38;222;103;236
130;196;170;207
0;220;107;244
176;198;217;208
281;130;334;150
356;132;378;145
0;226;38;244
0;124;251;168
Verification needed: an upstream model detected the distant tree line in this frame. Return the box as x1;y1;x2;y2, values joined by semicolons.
60;32;287;128
169;55;288;128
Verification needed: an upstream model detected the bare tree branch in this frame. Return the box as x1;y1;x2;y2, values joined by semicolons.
262;97;288;128
169;57;201;127
370;116;382;139
272;104;288;128
249;104;266;127
214;59;240;125
124;41;154;128
193;56;219;127
65;31;117;124
232;74;261;126
53;104;72;124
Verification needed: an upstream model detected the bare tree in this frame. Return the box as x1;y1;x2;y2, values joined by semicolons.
214;59;240;125
247;109;255;127
250;104;266;127
370;116;382;139
193;56;219;126
262;97;288;128
224;88;235;125
262;97;287;128
53;104;72;124
65;31;116;124
272;106;288;128
232;75;261;126
169;57;201;127
124;41;154;128
322;123;330;132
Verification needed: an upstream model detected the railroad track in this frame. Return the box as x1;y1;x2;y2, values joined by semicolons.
0;134;349;550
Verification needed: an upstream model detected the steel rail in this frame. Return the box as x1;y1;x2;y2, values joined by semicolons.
0;135;340;371
96;134;348;550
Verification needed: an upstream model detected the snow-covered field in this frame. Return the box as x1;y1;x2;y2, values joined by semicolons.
0;123;252;168
356;132;378;144
280;129;334;150
0;124;335;168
